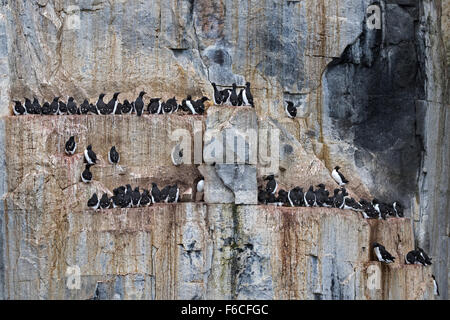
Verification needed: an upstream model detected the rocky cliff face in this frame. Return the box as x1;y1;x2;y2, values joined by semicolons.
0;0;448;299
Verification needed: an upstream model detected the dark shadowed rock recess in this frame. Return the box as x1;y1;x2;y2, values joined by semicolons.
0;0;447;299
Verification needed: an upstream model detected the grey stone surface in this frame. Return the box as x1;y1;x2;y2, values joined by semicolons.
215;164;257;205
198;164;234;204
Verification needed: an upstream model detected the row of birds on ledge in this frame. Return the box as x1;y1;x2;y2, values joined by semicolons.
12;93;209;116
258;168;404;220
11;82;256;117
87;182;186;210
372;243;438;295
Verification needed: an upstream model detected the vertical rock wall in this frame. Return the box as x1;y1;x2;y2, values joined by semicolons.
0;0;447;299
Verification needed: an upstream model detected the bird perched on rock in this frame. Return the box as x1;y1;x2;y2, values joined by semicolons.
32;97;42;114
96;93;108;115
99;193;111;209
65;136;77;155
50;97;60;115
108;146;120;164
264;175;278;195
80;99;90;114
304;185;317;207
393;202;404;217
258;188;268;204
359;199;378;219
182;95;196;114
333;189;344;209
432;275;439;296
160;185;171;203
288;187;304;207
41;102;52;115
167;184;180;203
242;82;254;106
84;145;97;165
67;97;79;115
285;101;297;118
87;193;100;210
107;92;120;115
405;250;421;265
121;100;133;114
13;101;26;115
276;189;289;206
151;183;161;203
148;98;162;114
417;247;432;265
211;83;222;105
331;166;348;186
58;100;68;115
81;164;93;183
315;184;329;207
131;187;141;207
135;91;146;116
140;189;151;207
193;97;209;115
373;242;395;263
162;101;173;114
23;98;32;114
221;88;231;105
89;102;98;115
230;83;238;106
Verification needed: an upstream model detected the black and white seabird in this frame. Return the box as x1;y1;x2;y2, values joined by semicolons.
111;187;124;208
221;89;231;105
166;96;178;114
107;92;120;115
373;242;395;263
243;82;254;107
151;183;161;203
211;83;222;105
131;187;141;207
58;100;68;115
167;184;180;203
359;199;378;219
331;166;349;186
315;184;329;207
258;188;268;204
121;185;132;208
99;193;111;209
193;97;209;115
417;247;432;265
432;275;439;296
288;187;304;207
162;101;173;114
276;189;289;206
333;189;344;209
183;95;196;114
237;88;244;106
89;102;98;115
13;101;26;115
50;97;60;115
108;146;120;164
393;202;404;217
405;250;420;265
160;185;171;203
121;100;133;114
96;93;108;115
67;97;79;115
24;98;33;114
84;145;97;165
148;98;162;114
264;175;277;194
80;99;90;114
135;91;146;116
285;101;297;118
140;189;151;207
87;193;100;210
32;97;42;114
42;102;53;115
81;164;93;183
65;136;77;155
372;199;388;220
304;186;317;207
230;83;238;106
